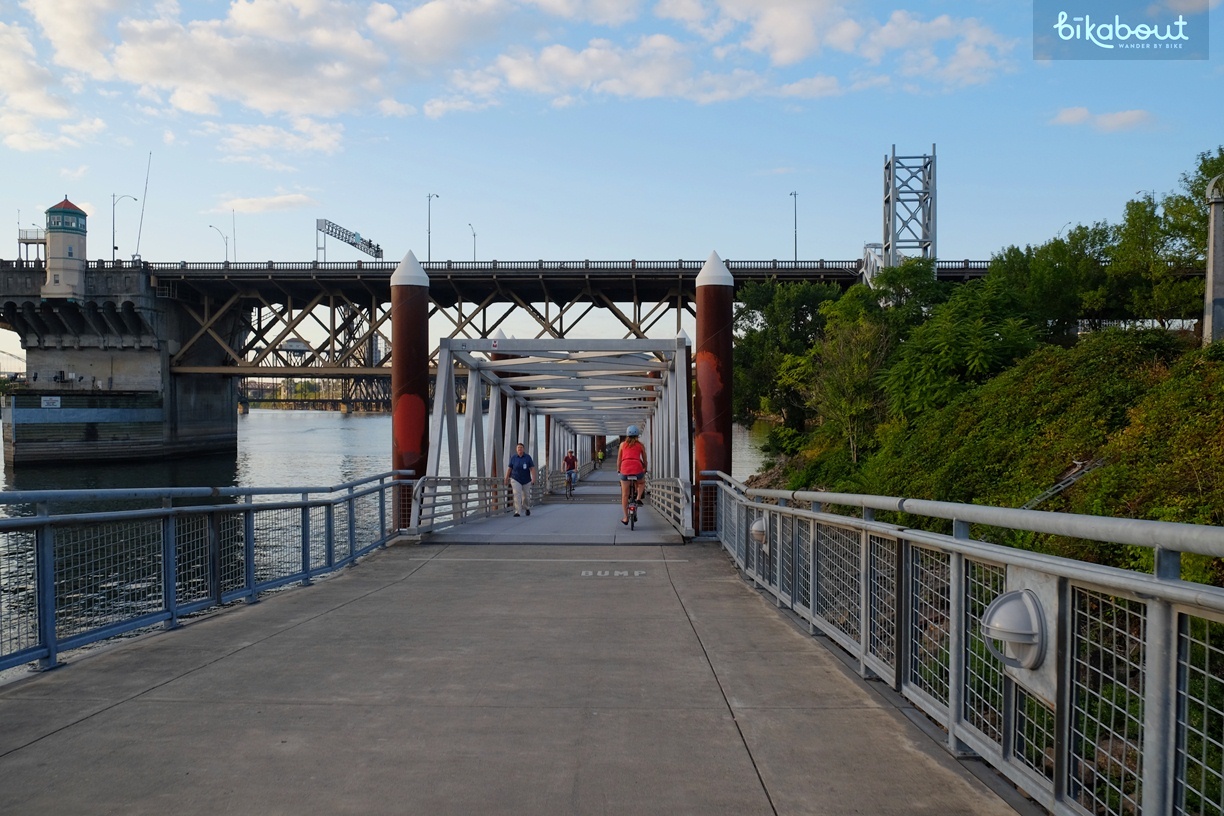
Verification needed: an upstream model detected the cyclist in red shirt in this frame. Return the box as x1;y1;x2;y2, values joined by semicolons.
617;425;647;525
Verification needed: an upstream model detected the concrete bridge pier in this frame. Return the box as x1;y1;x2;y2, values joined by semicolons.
693;251;734;529
1205;174;1224;345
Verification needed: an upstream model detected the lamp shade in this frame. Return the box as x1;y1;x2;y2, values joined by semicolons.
981;589;1046;670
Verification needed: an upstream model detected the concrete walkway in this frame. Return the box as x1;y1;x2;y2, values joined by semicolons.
0;539;1031;815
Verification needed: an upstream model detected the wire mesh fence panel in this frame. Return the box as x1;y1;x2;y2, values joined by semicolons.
1176;613;1224;816
333;501;353;562
174;515;214;606
1015;685;1058;784
1069;586;1146;816
964;560;1007;746
308;506;328;571
795;518;812;612
252;506;303;585
218;512;247;596
351;491;384;553
909;545;951;706
777;514;794;599
867;534;898;670
53;520;164;640
0;529;38;659
699;481;719;535
814;522;861;642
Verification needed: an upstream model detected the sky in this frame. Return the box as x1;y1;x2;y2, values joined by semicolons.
1;1;1222;279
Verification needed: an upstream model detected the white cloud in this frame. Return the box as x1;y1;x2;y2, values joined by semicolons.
1094;110;1154;132
222;192;318;213
858;11;1014;86
777;74;840;98
1050;107;1153;132
368;0;511;64
474;35;729;102
524;0;646;25
1050;107;1091;126
21;0;122;77
211;118;344;155
60;164;89;180
0;21;79;150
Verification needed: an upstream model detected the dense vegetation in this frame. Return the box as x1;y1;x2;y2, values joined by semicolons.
733;148;1224;586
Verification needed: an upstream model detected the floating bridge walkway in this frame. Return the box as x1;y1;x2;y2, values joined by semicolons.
0;477;1025;815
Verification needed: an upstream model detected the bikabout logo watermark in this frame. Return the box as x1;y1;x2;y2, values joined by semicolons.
1034;0;1209;60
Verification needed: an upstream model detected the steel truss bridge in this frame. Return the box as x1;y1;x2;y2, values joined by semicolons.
146;257;989;383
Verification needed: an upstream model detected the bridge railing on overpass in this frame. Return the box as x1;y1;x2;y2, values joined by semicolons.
697;472;1224;816
0;472;411;675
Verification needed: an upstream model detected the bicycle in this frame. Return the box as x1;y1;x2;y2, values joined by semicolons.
564;470;576;500
625;474;640;530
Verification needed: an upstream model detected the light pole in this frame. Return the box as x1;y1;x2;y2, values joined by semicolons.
426;193;439;261
789;191;798;262
469;223;476;261
208;224;229;262
112;194;137;263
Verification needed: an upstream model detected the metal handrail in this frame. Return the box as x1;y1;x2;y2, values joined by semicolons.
698;472;1224;816
0;473;413;675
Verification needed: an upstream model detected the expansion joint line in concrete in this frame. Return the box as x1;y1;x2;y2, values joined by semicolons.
661;554;780;816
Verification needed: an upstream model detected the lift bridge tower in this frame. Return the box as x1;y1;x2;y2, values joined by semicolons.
863;145;937;285
314;220;388;408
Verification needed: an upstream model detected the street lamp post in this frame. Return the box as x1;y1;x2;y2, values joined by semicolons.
208;224;229;262
469;223;476;261
789;191;798;262
427;193;439;261
112;194;137;263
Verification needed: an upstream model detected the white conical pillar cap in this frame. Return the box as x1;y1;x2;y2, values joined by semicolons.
391;250;429;287
695;250;733;287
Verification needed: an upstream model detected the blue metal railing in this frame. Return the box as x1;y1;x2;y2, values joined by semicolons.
0;472;413;674
697;472;1224;816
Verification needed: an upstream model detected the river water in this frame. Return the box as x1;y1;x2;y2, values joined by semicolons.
0;410;769;493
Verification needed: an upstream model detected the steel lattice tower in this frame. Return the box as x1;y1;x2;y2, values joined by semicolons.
882;144;936;269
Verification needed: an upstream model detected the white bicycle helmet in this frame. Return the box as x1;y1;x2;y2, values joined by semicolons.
626;424;640;436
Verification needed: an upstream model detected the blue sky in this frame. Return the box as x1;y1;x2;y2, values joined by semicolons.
1;0;1221;271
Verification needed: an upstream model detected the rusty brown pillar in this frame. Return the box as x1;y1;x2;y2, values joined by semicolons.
391;250;430;526
693;251;733;533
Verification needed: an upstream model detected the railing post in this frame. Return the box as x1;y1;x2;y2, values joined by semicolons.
162;511;180;630
347;485;357;562
859;520;871;678
300;492;312;585
325;501;336;569
35;504;60;671
378;477;387;544
1140;593;1176;813
208;510;222;606
244;494;258;604
946;520;971;755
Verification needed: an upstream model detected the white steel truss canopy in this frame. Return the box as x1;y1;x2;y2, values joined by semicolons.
425;336;692;500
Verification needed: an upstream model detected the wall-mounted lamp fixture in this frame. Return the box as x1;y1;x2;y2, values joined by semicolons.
750;518;767;552
981;589;1046;670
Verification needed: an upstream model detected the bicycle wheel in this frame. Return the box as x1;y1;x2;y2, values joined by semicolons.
629;502;636;530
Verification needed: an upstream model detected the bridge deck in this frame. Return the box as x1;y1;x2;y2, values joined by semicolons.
0;507;1029;814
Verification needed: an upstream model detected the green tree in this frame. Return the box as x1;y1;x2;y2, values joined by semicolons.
1162;146;1224;265
881;276;1038;420
1110;193;1202;326
732;279;841;428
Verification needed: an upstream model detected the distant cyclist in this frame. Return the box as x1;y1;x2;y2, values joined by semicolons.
563;449;578;493
617;425;647;525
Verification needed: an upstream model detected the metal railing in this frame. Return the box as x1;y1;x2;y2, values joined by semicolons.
410;475;513;532
697;473;1224;816
0;472;412;674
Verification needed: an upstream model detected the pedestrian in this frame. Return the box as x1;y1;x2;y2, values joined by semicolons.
505;441;536;517
563;449;578;493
